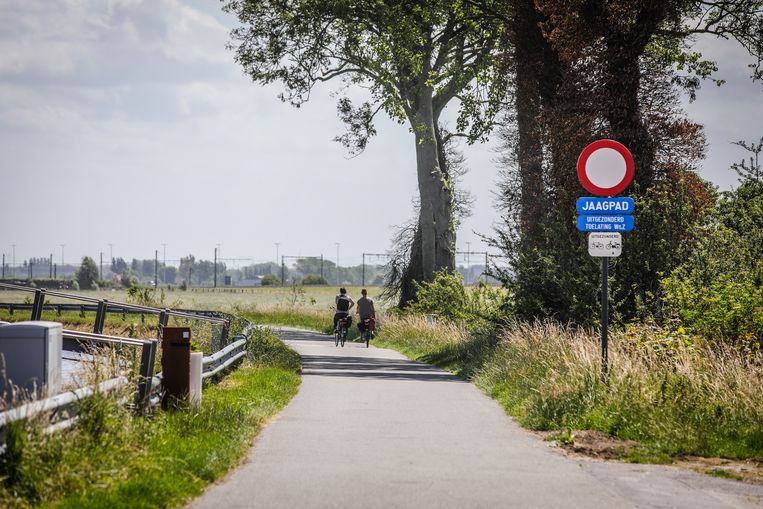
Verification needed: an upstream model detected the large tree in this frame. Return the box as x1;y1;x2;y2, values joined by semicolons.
223;0;507;303
491;0;762;321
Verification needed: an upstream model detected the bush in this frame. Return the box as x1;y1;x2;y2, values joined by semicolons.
302;274;327;285
261;274;280;286
661;180;762;344
247;327;302;371
75;256;99;290
408;269;507;325
120;271;135;288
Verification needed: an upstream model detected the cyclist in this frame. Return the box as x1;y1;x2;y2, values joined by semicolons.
356;288;376;336
334;287;355;331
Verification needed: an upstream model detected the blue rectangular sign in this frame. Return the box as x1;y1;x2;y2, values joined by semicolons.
576;215;634;232
577;197;634;215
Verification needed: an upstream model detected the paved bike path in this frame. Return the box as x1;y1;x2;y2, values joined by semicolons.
190;329;763;508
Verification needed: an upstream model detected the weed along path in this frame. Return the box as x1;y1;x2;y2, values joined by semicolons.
190;329;763;509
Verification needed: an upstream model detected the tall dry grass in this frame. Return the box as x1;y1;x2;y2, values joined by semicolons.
378;317;763;460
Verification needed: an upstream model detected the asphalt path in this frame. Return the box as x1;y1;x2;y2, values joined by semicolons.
190;328;763;509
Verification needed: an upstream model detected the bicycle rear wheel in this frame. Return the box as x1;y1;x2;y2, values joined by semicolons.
340;328;346;347
365;331;370;348
335;331;339;346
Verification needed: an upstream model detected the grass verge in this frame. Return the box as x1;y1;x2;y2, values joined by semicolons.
0;327;301;508
375;315;763;463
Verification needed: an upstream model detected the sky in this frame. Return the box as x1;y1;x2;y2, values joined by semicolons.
0;0;761;269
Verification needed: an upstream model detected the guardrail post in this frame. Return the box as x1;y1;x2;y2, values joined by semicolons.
93;299;108;334
135;339;157;410
157;310;169;339
31;289;46;320
220;320;230;349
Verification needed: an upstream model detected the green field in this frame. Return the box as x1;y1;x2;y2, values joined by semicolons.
0;286;387;313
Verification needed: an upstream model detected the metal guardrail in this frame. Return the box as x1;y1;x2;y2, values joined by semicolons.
0;377;128;439
0;282;230;347
61;329;158;409
202;336;248;379
0;283;255;440
0;329;252;441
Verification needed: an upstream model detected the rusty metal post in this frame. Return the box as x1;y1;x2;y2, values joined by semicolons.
161;327;191;407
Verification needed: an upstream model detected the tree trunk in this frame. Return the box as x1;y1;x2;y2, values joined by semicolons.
604;40;655;190
412;101;454;281
394;100;456;308
513;0;548;248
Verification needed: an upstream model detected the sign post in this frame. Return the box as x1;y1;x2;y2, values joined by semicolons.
576;139;635;378
601;257;609;375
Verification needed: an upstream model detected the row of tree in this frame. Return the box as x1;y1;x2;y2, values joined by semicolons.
224;1;762;321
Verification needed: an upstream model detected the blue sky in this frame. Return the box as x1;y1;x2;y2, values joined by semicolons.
1;0;761;268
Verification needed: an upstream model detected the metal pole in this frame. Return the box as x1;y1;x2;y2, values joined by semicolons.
1;253;4;278
154;250;159;289
281;256;285;286
601;257;609;378
362;253;365;287
100;252;103;281
214;248;218;288
54;264;57;279
12;244;15;277
29;260;33;279
49;253;53;278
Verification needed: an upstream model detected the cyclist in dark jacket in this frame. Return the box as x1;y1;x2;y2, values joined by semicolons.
334;287;355;331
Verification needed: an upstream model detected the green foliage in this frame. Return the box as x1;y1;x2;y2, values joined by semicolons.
260;274;280;286
661;178;763;343
247;326;302;372
301;274;327;286
75;256;100;290
126;283;165;307
408;269;507;325
224;0;508;151
120;271;135;288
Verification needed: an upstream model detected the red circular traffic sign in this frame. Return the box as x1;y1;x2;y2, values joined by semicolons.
577;139;634;196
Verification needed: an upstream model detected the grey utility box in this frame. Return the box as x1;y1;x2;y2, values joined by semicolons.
0;321;62;400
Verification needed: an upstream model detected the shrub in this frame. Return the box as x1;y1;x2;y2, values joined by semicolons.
661;180;762;344
408;269;507;325
302;274;327;285
120;271;135;288
75;256;99;290
261;274;280;286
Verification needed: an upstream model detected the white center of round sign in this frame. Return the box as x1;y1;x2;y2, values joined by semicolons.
585;147;627;189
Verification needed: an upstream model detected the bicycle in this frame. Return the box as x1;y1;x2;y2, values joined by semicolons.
360;318;374;348
335;317;348;347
